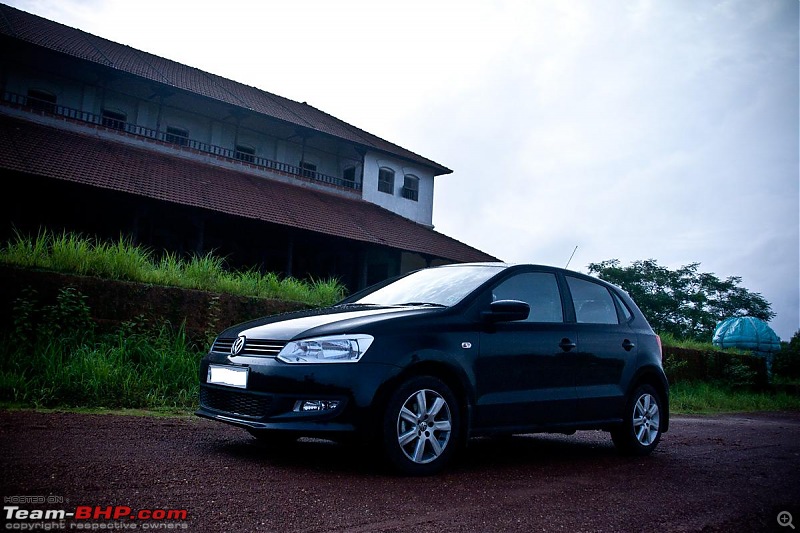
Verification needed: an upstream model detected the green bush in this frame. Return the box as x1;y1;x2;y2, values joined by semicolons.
0;287;202;409
671;381;800;413
773;331;800;380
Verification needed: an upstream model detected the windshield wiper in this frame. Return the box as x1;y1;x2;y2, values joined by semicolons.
334;302;383;308
395;302;447;307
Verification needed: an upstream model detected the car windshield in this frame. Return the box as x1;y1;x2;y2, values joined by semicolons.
354;265;505;307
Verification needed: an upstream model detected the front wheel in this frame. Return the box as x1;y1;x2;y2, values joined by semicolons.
381;376;461;476
611;384;663;456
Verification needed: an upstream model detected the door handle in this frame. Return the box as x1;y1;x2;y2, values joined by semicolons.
559;338;577;352
622;339;636;352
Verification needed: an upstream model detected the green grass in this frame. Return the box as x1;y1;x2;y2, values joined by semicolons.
671;381;800;414
0;285;202;409
0;229;346;306
0;229;349;410
659;332;747;354
1;324;202;410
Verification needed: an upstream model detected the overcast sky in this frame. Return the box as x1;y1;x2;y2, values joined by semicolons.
7;0;799;340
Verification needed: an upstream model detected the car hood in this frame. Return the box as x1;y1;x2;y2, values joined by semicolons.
228;305;440;341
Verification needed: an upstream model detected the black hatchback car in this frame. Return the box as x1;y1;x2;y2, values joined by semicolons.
197;263;669;475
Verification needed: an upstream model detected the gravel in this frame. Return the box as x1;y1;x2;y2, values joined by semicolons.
2;410;798;532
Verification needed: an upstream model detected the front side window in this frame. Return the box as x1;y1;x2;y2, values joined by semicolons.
567;276;619;324
492;272;563;322
378;168;395;194
402;175;419;201
165;126;189;146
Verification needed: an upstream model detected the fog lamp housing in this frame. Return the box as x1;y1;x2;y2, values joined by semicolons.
293;400;341;412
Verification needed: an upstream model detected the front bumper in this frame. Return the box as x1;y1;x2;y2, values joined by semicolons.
195;353;401;434
196;384;355;432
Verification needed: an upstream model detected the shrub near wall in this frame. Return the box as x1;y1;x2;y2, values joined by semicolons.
0;269;311;408
0;265;310;344
663;345;769;388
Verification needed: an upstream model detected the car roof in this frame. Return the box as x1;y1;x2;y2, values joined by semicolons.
439;262;629;294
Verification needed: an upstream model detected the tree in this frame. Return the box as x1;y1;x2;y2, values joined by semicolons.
587;259;774;341
774;330;800;379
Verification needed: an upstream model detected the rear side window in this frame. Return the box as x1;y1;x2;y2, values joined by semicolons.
612;291;633;322
492;272;563;323
566;276;619;324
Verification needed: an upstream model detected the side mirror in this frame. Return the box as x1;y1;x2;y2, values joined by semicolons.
482;299;530;323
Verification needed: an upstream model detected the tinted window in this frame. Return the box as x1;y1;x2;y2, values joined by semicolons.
612;291;633;322
566;276;619;324
492;272;563;322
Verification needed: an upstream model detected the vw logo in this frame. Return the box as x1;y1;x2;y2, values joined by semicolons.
231;335;246;356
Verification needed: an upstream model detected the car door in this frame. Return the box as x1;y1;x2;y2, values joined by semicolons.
565;275;638;422
473;270;579;430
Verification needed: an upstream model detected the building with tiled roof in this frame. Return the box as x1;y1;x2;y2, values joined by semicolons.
0;4;497;290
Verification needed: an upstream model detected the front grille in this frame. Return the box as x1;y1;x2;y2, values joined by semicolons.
200;387;274;419
243;339;286;356
211;337;286;357
211;338;234;353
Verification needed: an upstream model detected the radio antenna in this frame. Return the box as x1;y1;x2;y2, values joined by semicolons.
565;246;578;269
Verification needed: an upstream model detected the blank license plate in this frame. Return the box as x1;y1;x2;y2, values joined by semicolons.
207;365;248;388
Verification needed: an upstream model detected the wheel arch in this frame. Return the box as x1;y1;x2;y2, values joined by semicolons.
628;366;670;432
370;360;473;440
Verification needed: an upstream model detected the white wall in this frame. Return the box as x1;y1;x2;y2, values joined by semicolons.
361;152;435;227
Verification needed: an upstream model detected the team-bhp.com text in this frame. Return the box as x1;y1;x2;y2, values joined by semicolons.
4;506;188;530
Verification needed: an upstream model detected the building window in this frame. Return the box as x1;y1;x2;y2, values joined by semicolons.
300;161;317;178
101;109;127;131
26;89;57;114
378;168;395;194
401;175;419;201
235;144;255;163
342;166;356;183
165;126;189;146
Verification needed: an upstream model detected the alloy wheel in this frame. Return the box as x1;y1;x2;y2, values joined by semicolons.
396;388;453;464
632;392;660;446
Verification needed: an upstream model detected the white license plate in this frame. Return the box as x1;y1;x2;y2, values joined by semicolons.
207;365;249;388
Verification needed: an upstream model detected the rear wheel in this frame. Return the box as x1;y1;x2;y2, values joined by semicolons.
611;384;663;455
382;376;461;475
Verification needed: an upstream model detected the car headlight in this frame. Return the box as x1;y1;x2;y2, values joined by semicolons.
277;334;374;364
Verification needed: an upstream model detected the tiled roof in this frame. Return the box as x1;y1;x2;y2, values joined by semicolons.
0;4;452;175
0;115;497;263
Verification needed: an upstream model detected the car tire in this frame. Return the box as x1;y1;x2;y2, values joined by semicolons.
611;384;663;456
381;376;461;476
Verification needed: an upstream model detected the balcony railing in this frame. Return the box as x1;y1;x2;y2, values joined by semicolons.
2;91;361;191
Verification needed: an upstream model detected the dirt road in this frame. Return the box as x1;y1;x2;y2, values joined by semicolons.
2;410;798;532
